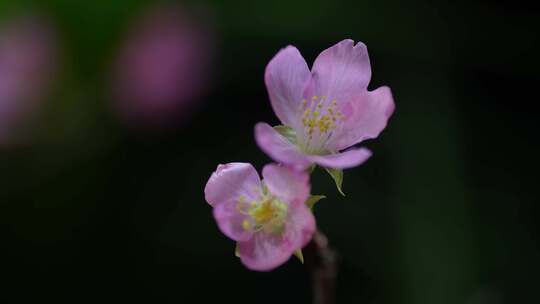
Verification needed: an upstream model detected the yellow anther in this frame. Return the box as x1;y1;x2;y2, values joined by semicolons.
237;195;289;235
300;97;345;138
242;219;251;231
250;201;274;223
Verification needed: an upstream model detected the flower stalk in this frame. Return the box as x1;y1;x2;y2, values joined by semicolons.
305;230;338;304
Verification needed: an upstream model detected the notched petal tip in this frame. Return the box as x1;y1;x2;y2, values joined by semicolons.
327;38;368;55
352;40;367;50
311;38;372;108
333;39;368;57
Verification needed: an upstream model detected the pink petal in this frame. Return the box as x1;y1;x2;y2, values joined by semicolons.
309;147;372;169
265;46;312;127
238;233;292;271
213;201;253;242
262;164;310;206
284;203;316;250
204;162;261;207
238;203;315;271
328;86;395;151
311;39;371;106
254;122;312;170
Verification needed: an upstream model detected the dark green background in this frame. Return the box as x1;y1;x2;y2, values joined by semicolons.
1;0;538;303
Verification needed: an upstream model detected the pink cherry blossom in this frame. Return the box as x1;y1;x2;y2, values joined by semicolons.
255;39;395;170
204;162;315;271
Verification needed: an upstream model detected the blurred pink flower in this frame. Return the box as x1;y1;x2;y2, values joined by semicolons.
204;163;315;271
255;39;395;170
111;5;213;127
0;15;57;144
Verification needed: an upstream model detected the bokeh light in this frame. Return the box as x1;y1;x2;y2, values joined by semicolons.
110;4;214;128
0;14;57;145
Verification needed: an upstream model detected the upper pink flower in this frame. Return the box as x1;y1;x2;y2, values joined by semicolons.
204;162;315;271
255;39;395;170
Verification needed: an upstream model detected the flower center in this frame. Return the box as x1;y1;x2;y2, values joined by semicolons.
297;95;345;154
236;192;288;235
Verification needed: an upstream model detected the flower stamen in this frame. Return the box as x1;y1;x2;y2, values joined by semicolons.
297;96;345;153
237;193;288;235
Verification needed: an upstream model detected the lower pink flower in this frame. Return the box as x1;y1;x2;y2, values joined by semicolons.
204;163;315;271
